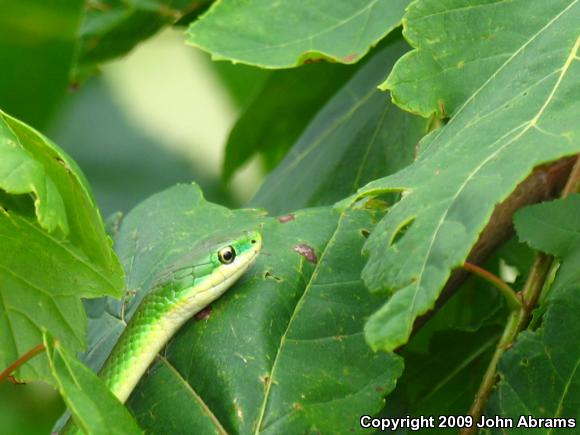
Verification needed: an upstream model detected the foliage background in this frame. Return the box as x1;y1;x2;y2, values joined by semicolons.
0;10;268;435
0;0;578;433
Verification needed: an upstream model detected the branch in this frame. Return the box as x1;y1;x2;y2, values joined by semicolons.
461;155;580;434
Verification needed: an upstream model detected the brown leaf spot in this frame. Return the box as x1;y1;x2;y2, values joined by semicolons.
342;53;358;63
278;214;295;223
438;99;447;118
68;81;80;92
375;386;384;392
194;306;212;321
264;271;283;282
303;58;323;64
292;402;303;411
8;375;25;385
55;157;70;172
260;375;271;386
293;244;317;264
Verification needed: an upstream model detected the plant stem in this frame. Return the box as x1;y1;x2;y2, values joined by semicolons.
463;262;521;310
461;155;580;434
461;254;551;434
0;343;45;383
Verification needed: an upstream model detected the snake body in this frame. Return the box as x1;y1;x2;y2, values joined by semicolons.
65;229;262;433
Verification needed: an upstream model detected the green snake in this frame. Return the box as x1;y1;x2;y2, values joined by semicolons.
64;229;262;433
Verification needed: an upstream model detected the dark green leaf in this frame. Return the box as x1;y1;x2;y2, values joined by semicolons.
0;111;123;381
223;62;357;181
389;327;500;422
74;0;210;81
486;285;580;432
44;332;142;435
251;39;428;215
340;2;580;352
83;184;402;433
382;0;578;118
186;0;410;68
0;0;83;128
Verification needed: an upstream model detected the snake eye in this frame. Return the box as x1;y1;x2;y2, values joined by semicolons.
218;246;236;264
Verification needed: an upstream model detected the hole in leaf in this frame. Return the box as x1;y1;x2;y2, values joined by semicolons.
390;217;415;246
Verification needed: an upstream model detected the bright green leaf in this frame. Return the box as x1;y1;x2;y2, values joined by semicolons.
486;285;580;432
340;6;580;352
81;184;402;433
0;111;124;381
251;39;429;215
382;0;578;118
515;194;580;296
44;332;142;435
186;0;410;68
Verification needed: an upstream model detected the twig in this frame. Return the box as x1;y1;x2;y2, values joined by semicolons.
463;262;521;310
0;343;45;383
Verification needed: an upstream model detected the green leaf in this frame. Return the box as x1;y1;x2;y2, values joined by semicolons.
74;0;210;81
186;0;410;68
340;5;580;352
382;0;579;118
0;111;123;380
83;184;402;433
44;332;142;435
486;285;580;431
384;273;505;424
250;39;429;215
515;194;580;259
390;327;500;421
515;194;580;293
0;0;83;128
223;61;357;181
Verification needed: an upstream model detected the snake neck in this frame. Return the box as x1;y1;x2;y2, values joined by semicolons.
99;296;186;404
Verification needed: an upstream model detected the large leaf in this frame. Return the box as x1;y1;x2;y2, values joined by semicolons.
223;62;357;181
251;39;428;215
44;332;142;435
0;0;83;128
340;4;580;352
382;0;578;118
485;285;580;432
82;184;402;434
0;111;123;380
186;0;410;68
74;0;211;81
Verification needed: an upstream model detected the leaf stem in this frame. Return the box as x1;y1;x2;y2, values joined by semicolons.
463;262;521;310
462;254;551;434
0;343;45;383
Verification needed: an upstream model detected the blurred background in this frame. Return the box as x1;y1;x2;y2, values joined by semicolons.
0;6;271;432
